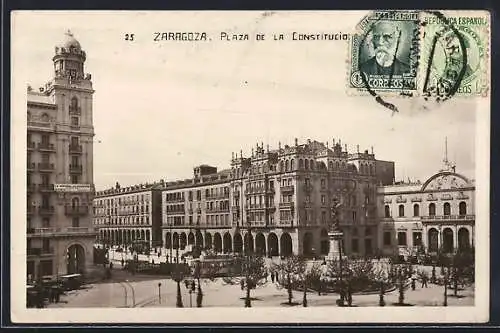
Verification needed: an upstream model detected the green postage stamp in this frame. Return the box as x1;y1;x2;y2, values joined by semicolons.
348;10;490;99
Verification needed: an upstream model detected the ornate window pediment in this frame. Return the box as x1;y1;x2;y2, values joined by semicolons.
396;195;407;203
426;193;438;201
411;197;422;202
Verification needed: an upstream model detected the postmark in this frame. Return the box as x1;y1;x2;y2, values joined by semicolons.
348;11;421;95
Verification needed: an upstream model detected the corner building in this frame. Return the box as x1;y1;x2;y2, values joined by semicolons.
27;31;96;279
162;139;395;257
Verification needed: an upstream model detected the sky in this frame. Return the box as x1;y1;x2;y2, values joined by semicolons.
12;11;480;191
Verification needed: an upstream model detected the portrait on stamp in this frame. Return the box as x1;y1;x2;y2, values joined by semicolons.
359;21;410;76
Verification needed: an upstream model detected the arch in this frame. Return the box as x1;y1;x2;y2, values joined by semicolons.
145;229;150;241
195;230;204;249
267;233;279;256
443;202;451;216
214;233;222;252
279;161;284;172
329;161;334;170
421;171;471;191
320;228;329;255
255;233;266;255
458;228;470;250
413;204;420;217
205;232;213;249
384;205;390;218
140;229;145;240
188;232;195;245
303;232;314;256
285;160;290;171
234;233;243;253
428;203;436;216
459;201;467;216
132;229;136;240
398;204;405;217
165;232;172;249
244;232;254;253
310;159;315;170
172;232;179;249
291;159;295;170
443;228;454;253
67;244;85;274
299;159;304;169
370;165;374;175
127;230;131;244
280;233;293;257
305;159;309;170
71;96;79;108
223;232;232;253
71;197;80;207
428;228;439;252
180;232;187;250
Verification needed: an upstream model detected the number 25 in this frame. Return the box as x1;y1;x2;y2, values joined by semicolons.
125;33;135;41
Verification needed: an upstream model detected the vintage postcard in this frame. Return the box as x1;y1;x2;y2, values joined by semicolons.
10;10;490;324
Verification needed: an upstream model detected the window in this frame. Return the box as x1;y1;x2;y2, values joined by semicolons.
321;195;326;204
41;174;49;185
383;231;391;246
428;203;436;216
305;159;309;170
305;178;310;186
412;232;422;246
397;231;407;246
41;134;49;145
42;218;50;228
398;204;405;217
443;202;451;216
42;153;49;164
72;217;79;227
384;205;390;218
459;201;467;215
321;179;326;188
321;211;326;223
42;239;50;252
71;116;79;126
413;204;420;217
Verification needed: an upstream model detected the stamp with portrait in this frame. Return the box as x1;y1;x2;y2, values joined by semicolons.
419;12;490;98
348;11;421;95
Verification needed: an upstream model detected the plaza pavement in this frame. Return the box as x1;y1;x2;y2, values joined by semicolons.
48;273;474;308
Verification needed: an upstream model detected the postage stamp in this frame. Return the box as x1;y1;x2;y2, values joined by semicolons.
348;10;490;100
348;11;421;95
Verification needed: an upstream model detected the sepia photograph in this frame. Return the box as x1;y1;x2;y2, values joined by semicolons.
10;10;490;324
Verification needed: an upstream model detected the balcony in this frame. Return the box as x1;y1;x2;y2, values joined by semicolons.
196;207;202;214
69;106;81;115
27;162;36;171
38;206;55;215
28;142;35;151
38;184;54;192
65;205;89;216
38;163;55;172
231;205;240;211
421;215;475;222
69;164;83;174
27;227;96;238
279;202;295;209
279;219;294;227
69;144;82;154
280;185;294;193
37;142;56;152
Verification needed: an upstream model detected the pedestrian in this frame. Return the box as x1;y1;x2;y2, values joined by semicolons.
347;282;353;306
275;273;279;284
411;274;417;291
240;279;245;291
152;259;155;265
109;261;113;270
158;251;161;258
121;258;124;267
421;274;428;288
271;271;275;283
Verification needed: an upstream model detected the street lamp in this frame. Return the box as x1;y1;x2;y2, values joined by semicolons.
158;282;162;304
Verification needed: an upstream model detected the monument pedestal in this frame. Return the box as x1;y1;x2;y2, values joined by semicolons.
327;231;344;261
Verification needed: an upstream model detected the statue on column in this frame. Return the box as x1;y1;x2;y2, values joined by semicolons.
329;197;342;233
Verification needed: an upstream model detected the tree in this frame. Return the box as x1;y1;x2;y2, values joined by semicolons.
273;255;306;305
192;260;220;308
299;262;323;307
222;254;268;307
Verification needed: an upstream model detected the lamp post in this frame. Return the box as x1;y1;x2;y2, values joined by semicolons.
327;197;345;306
158;282;162;304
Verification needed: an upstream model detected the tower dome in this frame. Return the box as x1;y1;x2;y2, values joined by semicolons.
59;30;81;50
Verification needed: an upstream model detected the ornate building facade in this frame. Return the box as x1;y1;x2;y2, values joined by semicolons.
93;183;163;248
160;139;395;258
377;163;475;258
27;31;96;279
